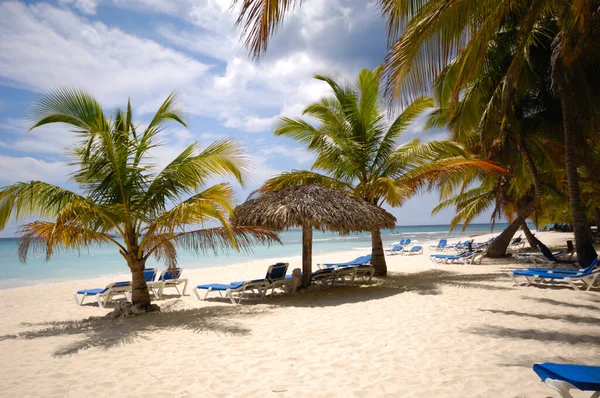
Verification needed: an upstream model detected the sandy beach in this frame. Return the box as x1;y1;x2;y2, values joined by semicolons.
0;230;598;397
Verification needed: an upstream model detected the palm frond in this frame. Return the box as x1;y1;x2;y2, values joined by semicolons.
261;171;352;193
0;182;88;229
174;226;281;256
17;221;116;263
234;0;304;58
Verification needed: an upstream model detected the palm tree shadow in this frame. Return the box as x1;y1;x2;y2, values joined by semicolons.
268;269;509;308
469;325;600;345
1;306;264;357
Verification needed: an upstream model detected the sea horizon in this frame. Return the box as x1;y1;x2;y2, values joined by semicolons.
0;222;534;289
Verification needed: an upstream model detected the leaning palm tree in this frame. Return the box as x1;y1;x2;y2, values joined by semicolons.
261;67;503;275
0;89;278;310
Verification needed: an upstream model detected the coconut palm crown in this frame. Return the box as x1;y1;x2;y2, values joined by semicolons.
261;67;503;276
0;89;279;309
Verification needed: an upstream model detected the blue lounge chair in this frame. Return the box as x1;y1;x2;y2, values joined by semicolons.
385;244;404;255
148;267;189;298
429;239;447;251
319;254;372;268
430;250;483;264
403;245;423;255
446;240;472;252
194;263;289;304
404;238;412;246
509;235;525;250
533;362;600;397
524;257;598;275
508;259;600;291
73;268;157;307
317;255;374;284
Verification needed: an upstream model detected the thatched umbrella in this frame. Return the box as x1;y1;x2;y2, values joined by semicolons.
233;184;396;287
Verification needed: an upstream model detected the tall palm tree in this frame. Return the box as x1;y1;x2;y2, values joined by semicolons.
0;89;278;309
261;67;503;275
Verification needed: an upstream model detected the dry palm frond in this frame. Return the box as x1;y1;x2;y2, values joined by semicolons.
234;184;396;233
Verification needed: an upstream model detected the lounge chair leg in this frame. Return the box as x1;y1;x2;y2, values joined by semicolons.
226;289;237;305
73;293;82;306
565;278;581;291
544;379;575;398
181;280;188;296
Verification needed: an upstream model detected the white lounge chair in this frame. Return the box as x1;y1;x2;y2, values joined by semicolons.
74;282;131;307
195;263;289;304
74;268;158;307
149;268;189;298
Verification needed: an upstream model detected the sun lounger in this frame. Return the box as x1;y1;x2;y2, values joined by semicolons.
149;268;189;298
385;244;404;255
403;245;423;255
533;362;600;398
194;263;289;304
508;235;525;250
318;254;372;269
446;239;473;252
508;259;600;291
311;267;358;286
429;239;447;251
73;268;157;307
430;250;482;264
318;254;374;283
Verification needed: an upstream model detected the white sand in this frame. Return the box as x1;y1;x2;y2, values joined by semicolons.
0;231;598;397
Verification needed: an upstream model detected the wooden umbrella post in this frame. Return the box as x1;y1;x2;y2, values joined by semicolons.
302;222;313;288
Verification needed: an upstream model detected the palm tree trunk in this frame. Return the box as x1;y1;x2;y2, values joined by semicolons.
486;217;523;257
521;221;541;250
371;229;387;276
560;86;597;265
130;259;151;308
301;223;312;288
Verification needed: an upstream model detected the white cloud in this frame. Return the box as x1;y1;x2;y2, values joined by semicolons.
59;0;99;14
259;145;315;165
0;155;75;184
0;2;210;112
0;118;76;154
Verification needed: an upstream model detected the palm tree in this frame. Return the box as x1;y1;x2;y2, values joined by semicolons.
380;1;600;264
261;67;503;275
233;0;600;265
0;89;278;309
424;17;561;257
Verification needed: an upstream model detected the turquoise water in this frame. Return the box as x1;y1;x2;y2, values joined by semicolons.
0;223;519;288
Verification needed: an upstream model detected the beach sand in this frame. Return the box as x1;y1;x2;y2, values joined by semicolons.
0;231;598;397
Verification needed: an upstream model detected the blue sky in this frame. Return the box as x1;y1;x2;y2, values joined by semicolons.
0;0;495;237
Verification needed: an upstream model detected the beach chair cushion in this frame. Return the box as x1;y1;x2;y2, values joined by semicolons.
196;282;245;291
76;281;129;295
534;362;600;392
321;255;372;268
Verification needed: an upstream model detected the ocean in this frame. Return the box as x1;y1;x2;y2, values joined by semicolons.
0;223;523;288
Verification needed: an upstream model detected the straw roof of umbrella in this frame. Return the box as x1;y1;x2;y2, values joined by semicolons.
233;184;396;232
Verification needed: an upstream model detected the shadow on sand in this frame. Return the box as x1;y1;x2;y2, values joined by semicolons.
0;305;265;356
0;269;509;356
469;325;600;345
210;269;510;308
479;308;600;326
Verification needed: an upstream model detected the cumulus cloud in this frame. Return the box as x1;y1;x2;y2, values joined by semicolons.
0;1;210;111
59;0;99;14
0;118;76;154
0;155;75;184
